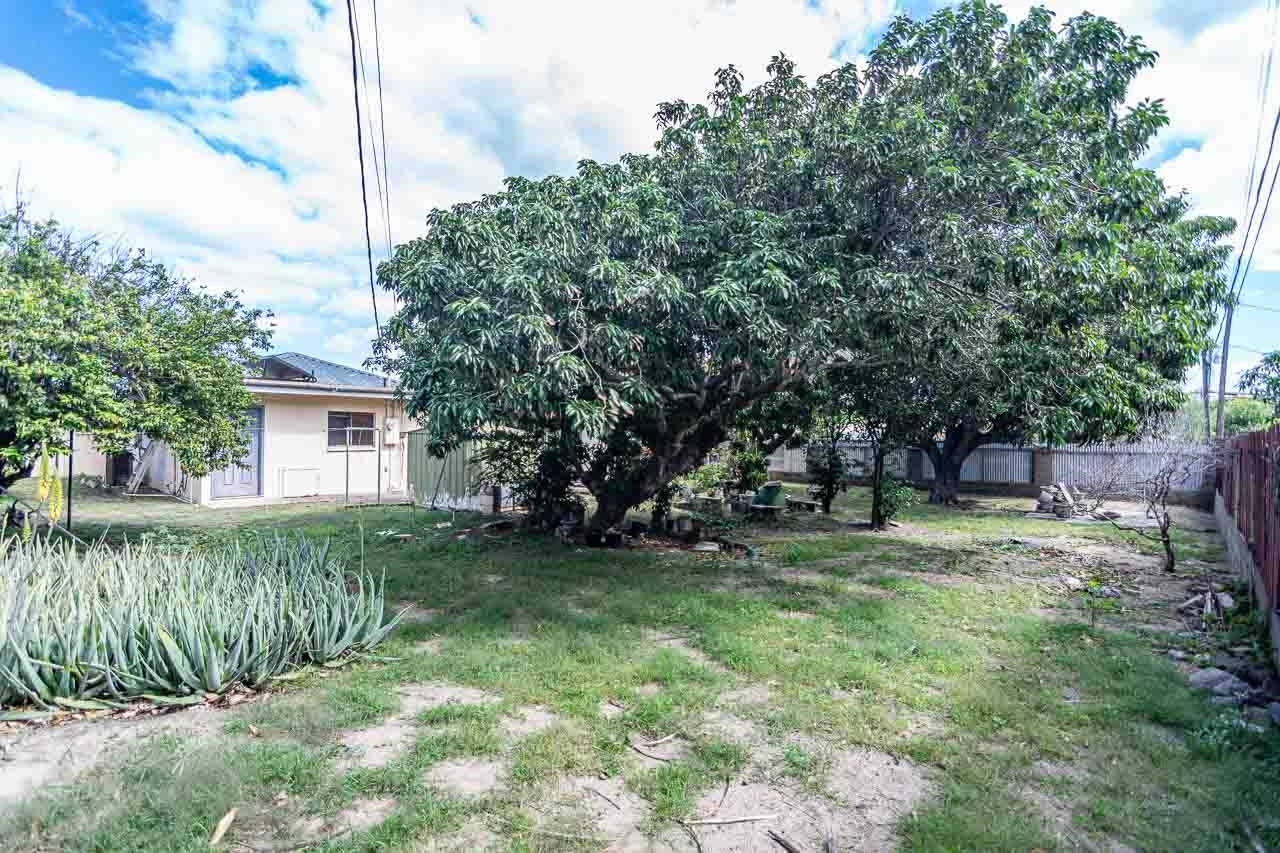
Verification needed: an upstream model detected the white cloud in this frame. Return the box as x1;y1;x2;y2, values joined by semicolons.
4;0;1277;381
4;0;898;364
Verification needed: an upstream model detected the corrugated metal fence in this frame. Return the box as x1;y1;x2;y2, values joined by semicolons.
405;433;484;510
1219;425;1280;606
769;440;1213;491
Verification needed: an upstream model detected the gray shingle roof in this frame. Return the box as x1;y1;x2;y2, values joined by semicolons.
261;352;388;388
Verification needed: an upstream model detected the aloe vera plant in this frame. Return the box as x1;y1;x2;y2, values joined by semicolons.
0;532;400;709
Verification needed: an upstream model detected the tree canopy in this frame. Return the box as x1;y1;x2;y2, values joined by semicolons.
1240;353;1280;422
377;0;1232;525
0;207;270;491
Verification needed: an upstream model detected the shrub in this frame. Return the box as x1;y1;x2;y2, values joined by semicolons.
681;462;727;496
875;476;919;525
0;532;399;709
726;444;768;493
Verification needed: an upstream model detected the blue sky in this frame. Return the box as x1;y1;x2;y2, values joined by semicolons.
0;0;1275;388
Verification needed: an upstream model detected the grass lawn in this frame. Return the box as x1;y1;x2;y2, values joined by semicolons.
2;485;1278;851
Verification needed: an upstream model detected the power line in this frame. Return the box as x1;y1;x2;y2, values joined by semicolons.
372;0;393;258
1240;300;1280;313
1216;1;1280;437
351;0;391;261
344;0;380;336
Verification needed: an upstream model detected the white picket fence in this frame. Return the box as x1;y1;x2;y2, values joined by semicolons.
768;440;1212;490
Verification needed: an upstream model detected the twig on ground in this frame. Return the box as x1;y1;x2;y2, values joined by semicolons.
713;776;731;815
630;742;672;763
682;814;778;827
587;787;622;811
496;818;607;845
641;732;678;748
766;830;802;853
679;822;705;853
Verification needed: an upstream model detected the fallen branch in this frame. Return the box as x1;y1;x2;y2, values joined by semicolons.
682;814;778;827
766;830;802;853
630;742;672;763
587;787;622;811
641;732;678;748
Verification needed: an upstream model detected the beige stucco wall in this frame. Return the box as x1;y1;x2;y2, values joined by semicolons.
198;392;417;507
40;390;420;508
54;433;110;481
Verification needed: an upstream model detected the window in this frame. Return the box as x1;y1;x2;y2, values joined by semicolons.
327;411;375;449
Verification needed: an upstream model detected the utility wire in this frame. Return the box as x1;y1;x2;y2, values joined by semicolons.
1215;3;1280;437
1239;300;1280;313
344;0;380;335
372;0;393;258
351;0;391;262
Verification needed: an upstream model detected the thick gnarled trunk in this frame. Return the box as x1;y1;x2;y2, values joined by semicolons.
921;421;986;505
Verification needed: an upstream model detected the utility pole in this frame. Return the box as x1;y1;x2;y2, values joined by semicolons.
1201;351;1212;442
1215;299;1236;440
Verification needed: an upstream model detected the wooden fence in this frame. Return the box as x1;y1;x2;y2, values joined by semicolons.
1218;425;1280;606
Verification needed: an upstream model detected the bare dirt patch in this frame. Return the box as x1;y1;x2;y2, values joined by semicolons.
394;604;441;624
411;817;501;851
498;705;560;739
599;699;627;719
687;748;930;852
779;609;816;621
424;758;505;798
701;709;768;750
628;734;692;770
294;797;397;837
636;682;663;698
413;638;444;654
528;775;665;851
721;682;772;706
0;705;219;812
337;682;497;770
647;630;730;673
1021;785;1136;853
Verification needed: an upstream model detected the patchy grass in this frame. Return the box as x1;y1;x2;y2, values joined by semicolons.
1;485;1276;852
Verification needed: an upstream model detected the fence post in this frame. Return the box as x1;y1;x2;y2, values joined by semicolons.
1031;447;1053;486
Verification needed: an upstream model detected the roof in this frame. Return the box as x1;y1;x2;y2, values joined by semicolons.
260;352;389;389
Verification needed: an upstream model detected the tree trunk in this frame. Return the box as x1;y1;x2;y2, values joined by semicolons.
589;493;631;535
1159;514;1176;572
821;494;833;514
870;447;887;528
928;461;962;505
922;422;985;505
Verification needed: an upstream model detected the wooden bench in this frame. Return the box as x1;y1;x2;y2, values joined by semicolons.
786;496;820;512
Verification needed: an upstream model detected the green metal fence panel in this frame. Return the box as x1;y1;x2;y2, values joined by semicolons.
406;432;478;508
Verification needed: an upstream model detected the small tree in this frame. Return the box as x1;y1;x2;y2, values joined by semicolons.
1;206;269;491
1085;436;1218;573
1240;353;1280;421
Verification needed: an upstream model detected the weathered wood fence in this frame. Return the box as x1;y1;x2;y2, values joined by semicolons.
1218;425;1280;607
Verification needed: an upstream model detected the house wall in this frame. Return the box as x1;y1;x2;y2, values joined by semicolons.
198;393;416;507
53;434;110;481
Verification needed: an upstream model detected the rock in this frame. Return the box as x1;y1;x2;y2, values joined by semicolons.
1098;586;1122;599
1189;667;1236;692
1167;649;1188;661
1211;655;1246;673
1061;687;1081;704
1268;702;1280;727
1215;592;1236;612
1060;576;1085;592
690;542;721;553
1244;706;1272;727
1243;665;1272;688
1212;694;1246;706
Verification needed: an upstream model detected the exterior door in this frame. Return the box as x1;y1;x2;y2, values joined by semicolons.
212;408;262;498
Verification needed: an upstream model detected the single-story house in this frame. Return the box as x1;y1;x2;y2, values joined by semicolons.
65;352;422;508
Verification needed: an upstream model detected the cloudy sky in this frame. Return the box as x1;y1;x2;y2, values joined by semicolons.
0;0;1275;387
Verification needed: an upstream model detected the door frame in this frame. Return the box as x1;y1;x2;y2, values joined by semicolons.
212;406;264;500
